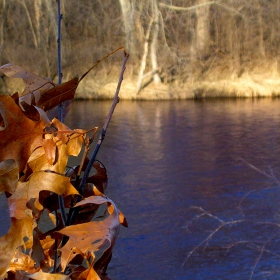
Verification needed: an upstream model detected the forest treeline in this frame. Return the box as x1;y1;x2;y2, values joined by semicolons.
1;0;280;99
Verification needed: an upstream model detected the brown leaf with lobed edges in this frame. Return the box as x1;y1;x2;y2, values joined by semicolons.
0;63;79;112
57;189;126;272
7;248;37;275
0;63;54;100
22;270;69;280
9;171;79;211
36;77;79;112
25;127;86;177
0;170;79;276
0;95;85;173
0;217;34;279
77;267;100;280
0;95;52;172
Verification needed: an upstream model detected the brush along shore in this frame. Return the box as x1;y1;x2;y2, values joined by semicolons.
2;72;280;100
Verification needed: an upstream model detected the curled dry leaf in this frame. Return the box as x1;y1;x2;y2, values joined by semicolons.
57;191;126;272
25;126;85;176
36;77;79;112
9;171;79;211
0;63;54;100
0;94;85;174
8;248;37;275
0;217;34;278
22;270;69;280
77;267;100;280
0;63;79;113
0;95;51;172
0;57;127;278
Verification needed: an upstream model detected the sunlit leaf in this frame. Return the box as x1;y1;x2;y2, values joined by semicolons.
9;171;79;211
57;192;125;272
25;127;85;175
77;267;100;280
0;217;34;279
7;248;37;274
23;270;69;280
0;95;51;172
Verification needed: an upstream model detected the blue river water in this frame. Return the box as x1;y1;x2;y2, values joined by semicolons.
64;99;280;280
2;98;280;279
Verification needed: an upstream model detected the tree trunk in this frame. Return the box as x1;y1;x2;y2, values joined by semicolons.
191;0;210;60
119;0;137;58
256;0;265;57
136;19;153;94
150;0;161;85
0;0;8;63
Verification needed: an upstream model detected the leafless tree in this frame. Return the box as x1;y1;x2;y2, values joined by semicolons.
0;0;279;94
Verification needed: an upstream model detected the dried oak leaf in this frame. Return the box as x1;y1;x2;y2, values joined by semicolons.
22;270;69;280
0;63;54;100
0;63;79;112
0;171;79;276
56;191;125;272
36;77;79;112
0;95;52;172
9;171;79;212
26;121;85;173
0;217;34;279
77;267;100;280
7;248;37;275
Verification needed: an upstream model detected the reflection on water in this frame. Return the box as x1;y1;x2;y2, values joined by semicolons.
2;98;280;279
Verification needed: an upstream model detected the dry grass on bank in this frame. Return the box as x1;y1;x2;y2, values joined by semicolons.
192;76;280;99
1;71;280;100
75;73;280;100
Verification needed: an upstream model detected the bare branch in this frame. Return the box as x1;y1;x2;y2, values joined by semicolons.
159;1;219;12
159;1;247;19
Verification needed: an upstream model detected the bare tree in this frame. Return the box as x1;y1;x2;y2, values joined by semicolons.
0;0;279;96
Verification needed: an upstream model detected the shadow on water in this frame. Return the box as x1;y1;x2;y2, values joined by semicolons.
2;98;280;279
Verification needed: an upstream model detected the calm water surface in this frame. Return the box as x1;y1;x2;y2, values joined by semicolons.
2;98;280;279
64;99;280;280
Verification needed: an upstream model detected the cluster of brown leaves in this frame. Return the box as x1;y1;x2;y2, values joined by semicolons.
0;64;127;280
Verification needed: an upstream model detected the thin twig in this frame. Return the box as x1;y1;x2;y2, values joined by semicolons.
65;128;98;228
78;50;129;196
54;1;66;271
56;0;64;122
65;50;129;228
79;46;126;83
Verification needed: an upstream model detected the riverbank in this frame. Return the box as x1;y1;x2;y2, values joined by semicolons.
2;72;280;100
75;73;280;100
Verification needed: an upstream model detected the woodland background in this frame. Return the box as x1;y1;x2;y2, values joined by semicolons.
1;0;280;99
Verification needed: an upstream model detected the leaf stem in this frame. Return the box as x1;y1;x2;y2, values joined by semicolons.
57;0;62;86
